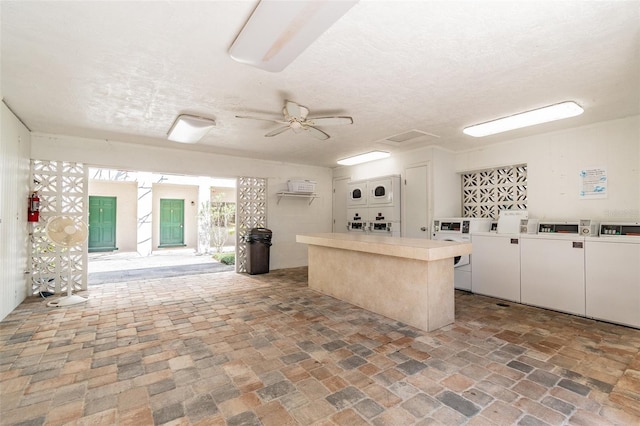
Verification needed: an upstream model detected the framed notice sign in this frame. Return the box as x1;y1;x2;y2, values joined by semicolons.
579;167;607;199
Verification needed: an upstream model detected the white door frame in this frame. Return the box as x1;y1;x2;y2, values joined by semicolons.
332;176;350;233
402;161;433;238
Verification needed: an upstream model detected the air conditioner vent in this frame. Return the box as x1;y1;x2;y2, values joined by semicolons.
382;129;440;145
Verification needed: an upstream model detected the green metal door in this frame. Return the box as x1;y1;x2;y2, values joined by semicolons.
88;196;117;252
159;199;185;247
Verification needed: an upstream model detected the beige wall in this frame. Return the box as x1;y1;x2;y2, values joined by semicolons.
88;180;138;252
152;183;199;250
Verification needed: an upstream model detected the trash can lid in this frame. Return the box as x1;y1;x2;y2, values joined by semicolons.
249;227;272;234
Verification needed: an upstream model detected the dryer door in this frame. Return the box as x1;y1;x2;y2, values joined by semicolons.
347;182;368;207
368;177;394;206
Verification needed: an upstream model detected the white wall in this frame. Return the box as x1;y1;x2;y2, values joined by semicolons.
455;115;640;222
332;146;463;233
31;134;333;269
0;103;32;321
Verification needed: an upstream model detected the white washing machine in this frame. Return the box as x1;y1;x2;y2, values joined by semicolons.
346;207;368;233
520;224;586;316
471;232;522;302
585;222;640;328
432;217;492;291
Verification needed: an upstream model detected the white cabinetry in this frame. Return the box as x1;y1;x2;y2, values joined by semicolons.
471;233;521;302
520;234;585;316
585;237;640;328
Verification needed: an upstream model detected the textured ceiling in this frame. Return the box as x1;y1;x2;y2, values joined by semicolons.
2;1;639;168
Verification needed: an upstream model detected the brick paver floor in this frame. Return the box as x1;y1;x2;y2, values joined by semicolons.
1;267;639;425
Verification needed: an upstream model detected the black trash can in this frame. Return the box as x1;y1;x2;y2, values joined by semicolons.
245;228;272;275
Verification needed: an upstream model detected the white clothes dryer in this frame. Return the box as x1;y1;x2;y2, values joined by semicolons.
347;181;367;207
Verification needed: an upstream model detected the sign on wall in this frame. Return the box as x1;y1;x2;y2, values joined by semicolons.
579;167;607;199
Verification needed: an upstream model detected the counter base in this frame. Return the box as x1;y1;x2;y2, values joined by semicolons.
308;245;454;332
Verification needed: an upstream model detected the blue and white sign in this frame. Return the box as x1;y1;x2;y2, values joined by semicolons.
579;167;607;199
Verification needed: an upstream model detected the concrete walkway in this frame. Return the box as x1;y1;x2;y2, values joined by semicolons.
88;248;235;284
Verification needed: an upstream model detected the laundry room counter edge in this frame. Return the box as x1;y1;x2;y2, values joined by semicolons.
296;233;472;261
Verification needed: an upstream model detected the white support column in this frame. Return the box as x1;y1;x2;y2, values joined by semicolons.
137;172;153;256
197;183;212;254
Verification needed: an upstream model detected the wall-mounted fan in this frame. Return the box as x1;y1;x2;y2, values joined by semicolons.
236;100;353;140
45;216;89;307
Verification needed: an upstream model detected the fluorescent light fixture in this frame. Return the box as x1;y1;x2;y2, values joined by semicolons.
337;151;390;166
463;101;584;137
229;0;358;72
167;114;216;143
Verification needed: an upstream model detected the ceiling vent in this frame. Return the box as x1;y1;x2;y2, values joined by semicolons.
380;129;440;146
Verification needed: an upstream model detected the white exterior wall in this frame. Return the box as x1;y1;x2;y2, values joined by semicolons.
455;115;640;222
1;103;32;321
30;134;333;269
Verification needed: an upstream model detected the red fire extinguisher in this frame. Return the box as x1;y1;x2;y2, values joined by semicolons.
28;191;40;222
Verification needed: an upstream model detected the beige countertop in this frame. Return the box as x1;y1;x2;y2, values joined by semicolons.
296;233;472;261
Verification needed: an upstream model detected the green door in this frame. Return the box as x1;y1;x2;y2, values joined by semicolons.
159;199;185;247
88;196;117;252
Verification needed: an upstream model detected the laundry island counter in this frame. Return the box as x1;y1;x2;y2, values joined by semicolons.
296;233;472;332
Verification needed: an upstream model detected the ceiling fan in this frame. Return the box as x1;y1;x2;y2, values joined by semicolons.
236;100;353;140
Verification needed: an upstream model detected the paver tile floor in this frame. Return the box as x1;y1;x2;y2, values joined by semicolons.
1;267;639;425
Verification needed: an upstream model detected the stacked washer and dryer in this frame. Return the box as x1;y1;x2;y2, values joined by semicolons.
347;175;401;237
432;217;492;291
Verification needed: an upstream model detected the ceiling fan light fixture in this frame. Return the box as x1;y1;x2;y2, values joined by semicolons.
463;101;584;137
167;114;216;143
337;151;390;166
229;0;358;72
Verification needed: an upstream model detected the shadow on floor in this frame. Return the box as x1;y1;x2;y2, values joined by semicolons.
88;262;235;285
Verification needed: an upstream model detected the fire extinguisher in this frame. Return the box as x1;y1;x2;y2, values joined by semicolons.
28;191;40;222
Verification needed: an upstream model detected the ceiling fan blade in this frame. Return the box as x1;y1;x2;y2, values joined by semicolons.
236;115;284;124
306;116;353;126
265;126;291;137
305;126;330;140
285;100;302;119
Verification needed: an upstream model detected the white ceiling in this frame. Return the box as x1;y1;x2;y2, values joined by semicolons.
2;1;639;168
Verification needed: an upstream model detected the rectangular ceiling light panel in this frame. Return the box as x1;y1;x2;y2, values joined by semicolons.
229;0;358;72
463;101;584;137
337;151;390;166
167;114;216;144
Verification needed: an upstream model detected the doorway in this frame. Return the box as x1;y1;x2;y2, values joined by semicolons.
87;169;238;285
88;196;117;252
332;177;350;233
159;198;185;247
404;163;431;238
